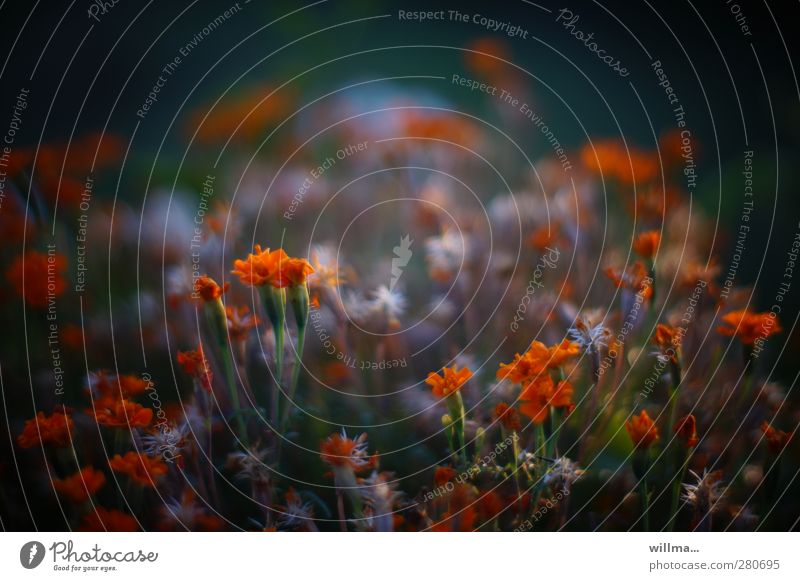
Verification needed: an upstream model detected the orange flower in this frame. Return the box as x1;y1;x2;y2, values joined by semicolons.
110;451;168;486
282;257;315;287
88;398;152;429
434;466;457;487
464;36;512;79
551;380;575;412
226;305;260;341
493;403;522;431
626;410;659;449
653;323;681;363
497;341;578;385
232;245;313;288
605;261;653;300
6;250;67;308
79;507;138;531
88;371;148;399
761;422;790;454
320;432;373;472
193;275;228;302
177;347;213;392
519;375;555;424
231;245;288;287
581;140;659;185
633;230;661;259
425;366;473;398
497;342;549;384
547;340;580;367
53;466;106;503
17;410;74;448
717;310;782;345
674;414;699;447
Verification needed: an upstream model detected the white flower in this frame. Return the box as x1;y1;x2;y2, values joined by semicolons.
278;489;317;531
308;243;342;290
342;289;372;323
568;314;610;351
682;469;725;514
140;423;188;459
361;471;403;532
369;285;407;322
425;229;468;279
544;456;584;490
227;447;271;484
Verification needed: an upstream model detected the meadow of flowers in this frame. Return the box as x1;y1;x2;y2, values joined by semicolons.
1;8;798;534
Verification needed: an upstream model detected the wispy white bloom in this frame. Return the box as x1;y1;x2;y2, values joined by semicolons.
361;471;403;532
544;456;585;490
682;469;725;514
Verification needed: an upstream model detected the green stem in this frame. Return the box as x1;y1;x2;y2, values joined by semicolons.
640;479;651;532
446;392;467;465
668;446;692;531
281;324;306;434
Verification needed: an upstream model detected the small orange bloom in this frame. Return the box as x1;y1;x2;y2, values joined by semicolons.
497;341;578;385
177;347;213;392
425;366;473;398
434;466;457;487
193;275;228;302
226;305;260;342
674;414;699;447
109;451;168;486
53;466;106;503
551;380;575;412
581;140;659;185
633;230;661;259
519;375;555;424
605;261;653;300
653;323;681;363
320;432;373;472
79;507;138;531
761;422;790;454
626;410;659;449
717;310;782;345
547;340;580;367
88;398;152;429
6;250;67;308
17;410;75;448
231;245;288;287
282;257;315;287
232;245;312;288
494;403;522;431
